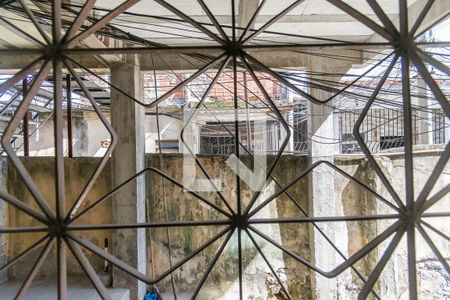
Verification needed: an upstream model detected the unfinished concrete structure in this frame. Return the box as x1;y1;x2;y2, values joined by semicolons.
0;1;449;299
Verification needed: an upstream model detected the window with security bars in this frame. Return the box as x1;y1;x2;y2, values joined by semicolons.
0;1;448;300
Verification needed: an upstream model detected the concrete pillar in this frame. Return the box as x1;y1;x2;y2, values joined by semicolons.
110;55;146;300
287;110;294;152
416;78;432;145
445;117;450;143
73;115;88;156
307;58;346;299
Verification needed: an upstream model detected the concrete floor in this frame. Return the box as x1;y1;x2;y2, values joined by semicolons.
160;292;191;300
0;277;129;300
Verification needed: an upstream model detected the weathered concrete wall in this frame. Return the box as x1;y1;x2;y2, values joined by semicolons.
1;152;448;299
6;158;113;280
370;151;450;300
334;157;381;299
145;154;311;299
20;112;184;157
335;150;450;299
19;113;90;157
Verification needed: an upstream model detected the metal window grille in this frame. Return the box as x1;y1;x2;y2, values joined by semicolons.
0;1;448;300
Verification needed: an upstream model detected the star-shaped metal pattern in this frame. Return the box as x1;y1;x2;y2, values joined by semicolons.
0;0;448;299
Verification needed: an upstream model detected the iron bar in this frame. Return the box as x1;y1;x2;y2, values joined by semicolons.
353;54;406;211
1;1;449;299
245;229;292;300
66;73;73;158
243;71;252;153
0;191;48;224
231;65;241;217
231;1;243;295
415;46;450;77
57;237;67;300
249;220;402;278
406;225;418;300
400;0;418;295
244;0;306;44
410;49;450;117
422;183;450;212
415;143;450;210
69;226;231;284
53;0;68;296
0;60;56;221
22;78;30;157
357;226;406;300
248;160;400;219
414;4;449;37
64;60;118;220
165;52;387;299
249;214;401;224
237;0;266;44
240;53;291;215
416;223;450;274
154;0;225;46
326;0;393;42
366;0;399;37
0;226;48;234
0;234;49;272
244;52;322;104
17;0;51;45
238;226;243;300
65;237;112;300
1;41;450;58
410;0;435;37
191;229;234;298
67;0;140;48
179;55;235;214
67;220;230;231
15;237;55;299
422;212;450;218
53;55;65;223
153;58;178;300
0;16;46;47
0;55;44;94
64;0;97;41
70;167;233;224
420;220;450;241
400;46;414;210
65;45;224;55
149;53;227;107
197;0;230;42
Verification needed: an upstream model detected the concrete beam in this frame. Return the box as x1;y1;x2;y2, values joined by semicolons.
0;55;109;74
362;0;450;62
409;0;450;35
116;13;398;24
28;0;122;64
246;48;361;70
238;0;259;34
0;48;360;72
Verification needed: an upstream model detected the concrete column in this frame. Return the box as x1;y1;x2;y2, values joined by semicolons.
445;117;450;143
110;55;146;300
287;110;294;152
416;78;432;145
307;58;346;299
